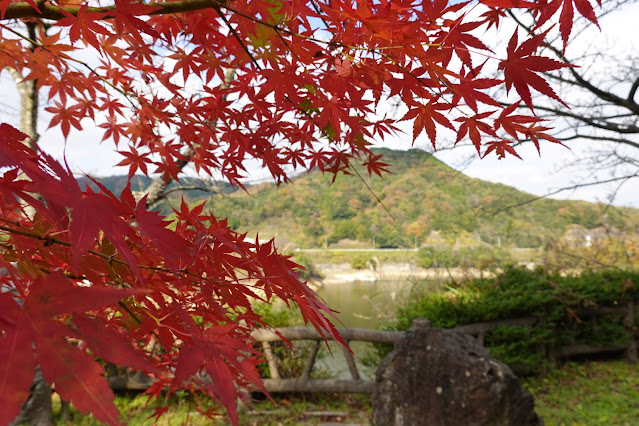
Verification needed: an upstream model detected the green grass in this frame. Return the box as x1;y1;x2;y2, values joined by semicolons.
53;392;371;425
301;249;419;265
508;247;543;263
54;360;637;425
297;246;542;268
523;360;639;425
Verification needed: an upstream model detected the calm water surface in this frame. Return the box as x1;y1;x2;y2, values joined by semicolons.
317;279;439;329
313;279;439;379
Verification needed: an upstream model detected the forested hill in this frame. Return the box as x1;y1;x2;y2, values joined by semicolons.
89;149;639;249
77;175;234;207
198;149;639;248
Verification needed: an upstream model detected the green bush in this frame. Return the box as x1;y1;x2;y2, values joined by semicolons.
350;254;370;270
290;252;322;280
381;267;639;375
416;246;512;269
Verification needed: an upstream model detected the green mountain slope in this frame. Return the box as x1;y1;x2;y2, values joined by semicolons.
199;149;639;249
77;175;234;211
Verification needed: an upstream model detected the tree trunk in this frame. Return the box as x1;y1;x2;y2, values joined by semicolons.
9;21;54;426
10;368;53;426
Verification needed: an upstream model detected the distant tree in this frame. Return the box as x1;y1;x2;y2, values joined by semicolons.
0;0;603;424
500;0;639;202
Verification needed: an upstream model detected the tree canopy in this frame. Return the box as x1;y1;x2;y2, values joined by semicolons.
0;0;603;424
500;0;639;202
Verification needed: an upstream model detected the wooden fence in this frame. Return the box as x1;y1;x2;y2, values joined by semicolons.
108;302;637;392
248;302;638;394
250;327;402;394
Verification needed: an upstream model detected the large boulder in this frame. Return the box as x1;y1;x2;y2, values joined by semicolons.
372;319;542;426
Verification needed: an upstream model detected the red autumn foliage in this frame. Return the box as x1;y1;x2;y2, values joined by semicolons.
0;0;600;424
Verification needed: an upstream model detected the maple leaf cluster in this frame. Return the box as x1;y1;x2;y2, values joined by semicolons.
0;0;601;424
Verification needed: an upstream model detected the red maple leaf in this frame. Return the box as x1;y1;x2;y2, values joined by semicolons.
498;29;571;110
362;153;392;178
72;315;160;374
111;0;162;41
117;146;152;178
0;296;36;425
524;122;563;153
455;111;496;152
451;65;502;112
494;101;542;142
34;322;122;425
57;5;111;50
483;140;523;159
533;0;601;49
402;101;455;147
45;101;83;139
0;273;143;426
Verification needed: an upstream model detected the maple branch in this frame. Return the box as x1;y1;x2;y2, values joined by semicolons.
2;0;229;20
143;68;236;210
159;183;224;197
0;222;191;276
6;21;39;148
2;0;438;58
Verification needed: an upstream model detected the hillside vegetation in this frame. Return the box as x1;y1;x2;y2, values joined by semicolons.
88;149;639;249
198;149;639;249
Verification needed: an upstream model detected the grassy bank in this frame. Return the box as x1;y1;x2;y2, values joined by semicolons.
523;360;639;425
52;360;637;425
296;248;419;266
293;246;543;270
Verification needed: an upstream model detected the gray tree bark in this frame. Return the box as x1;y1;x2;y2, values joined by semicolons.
10;368;53;426
8;21;54;426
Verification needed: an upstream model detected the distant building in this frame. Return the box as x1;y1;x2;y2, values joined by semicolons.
559;224;615;247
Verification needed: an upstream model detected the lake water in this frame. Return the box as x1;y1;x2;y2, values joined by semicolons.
317;279;432;329
313;279;440;379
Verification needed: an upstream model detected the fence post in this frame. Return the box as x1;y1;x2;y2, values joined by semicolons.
262;341;281;379
623;303;638;363
538;316;556;374
477;330;486;346
411;318;431;330
301;341;321;380
341;342;361;380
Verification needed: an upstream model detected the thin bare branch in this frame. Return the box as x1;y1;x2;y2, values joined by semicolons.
558;133;639;151
489;174;639;215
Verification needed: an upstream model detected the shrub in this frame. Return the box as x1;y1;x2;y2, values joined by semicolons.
351;254;370;270
380;267;639;375
416;246;512;269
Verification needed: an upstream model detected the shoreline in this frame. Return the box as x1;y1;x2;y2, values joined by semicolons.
310;262;497;287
